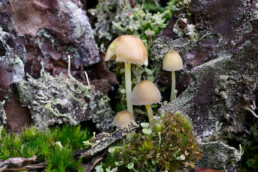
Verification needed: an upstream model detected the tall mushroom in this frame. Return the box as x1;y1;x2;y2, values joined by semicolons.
131;80;161;122
162;51;183;101
105;35;148;114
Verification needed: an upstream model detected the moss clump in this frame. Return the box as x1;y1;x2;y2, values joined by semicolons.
0;125;91;171
105;112;201;171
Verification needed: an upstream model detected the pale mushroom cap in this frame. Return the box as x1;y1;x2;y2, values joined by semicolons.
113;110;134;127
132;80;161;105
105;35;148;66
162;51;183;71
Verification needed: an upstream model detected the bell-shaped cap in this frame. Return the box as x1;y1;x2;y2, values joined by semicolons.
131;80;161;105
162;51;183;71
113;110;134;127
105;35;148;66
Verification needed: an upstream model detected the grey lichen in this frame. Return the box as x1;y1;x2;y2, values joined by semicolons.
0;53;24;83
150;36;192;62
88;0;129;50
197;141;243;170
59;1;93;40
0;101;6;126
215;69;258;132
159;42;257;139
173;18;199;41
0;27;24;83
16;68;115;131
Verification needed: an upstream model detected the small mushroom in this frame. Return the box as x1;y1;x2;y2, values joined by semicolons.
105;35;148;114
131;80;161;122
113;110;135;127
162;51;183;101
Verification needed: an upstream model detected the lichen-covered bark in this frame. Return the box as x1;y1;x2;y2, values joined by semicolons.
17;71;115;131
159;19;257;139
152;0;256;170
78;121;138;159
0;29;24;93
0;0;116;132
88;0;132;50
0;29;32;132
152;0;256;136
151;0;253;87
0;101;6;126
0;156;37;169
197;142;242;170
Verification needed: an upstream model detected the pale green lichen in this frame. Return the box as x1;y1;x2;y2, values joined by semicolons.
17;68;115;131
90;0;178;50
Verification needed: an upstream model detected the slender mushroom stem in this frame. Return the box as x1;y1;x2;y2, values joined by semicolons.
68;55;72;78
171;71;176;101
84;71;91;87
125;62;133;114
244;106;258;118
145;104;153;122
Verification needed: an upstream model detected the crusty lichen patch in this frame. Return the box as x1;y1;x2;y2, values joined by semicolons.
0;101;6;126
0;27;24;88
17;69;115;131
197;141;242;170
79;121;138;159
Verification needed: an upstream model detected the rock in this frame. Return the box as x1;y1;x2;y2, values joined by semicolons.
16;70;115;132
156;1;256;170
91;79;111;94
6;0;100;78
0;101;6;126
5;94;32;132
0;0;13;32
0;28;32;132
197;142;242;171
0;28;24;97
150;0;253;87
159;19;257;139
96;51;117;85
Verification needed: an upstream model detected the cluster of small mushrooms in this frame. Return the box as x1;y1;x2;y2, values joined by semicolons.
105;35;183;127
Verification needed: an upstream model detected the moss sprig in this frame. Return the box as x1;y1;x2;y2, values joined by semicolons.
0;125;91;171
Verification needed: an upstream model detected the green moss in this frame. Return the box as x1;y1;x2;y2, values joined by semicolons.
102;112;201;171
0;125;91;171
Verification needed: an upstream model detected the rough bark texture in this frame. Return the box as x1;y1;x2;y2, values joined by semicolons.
156;0;257;136
152;0;257;170
0;28;31;132
75;121;138;159
196;142;243;171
